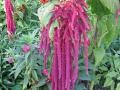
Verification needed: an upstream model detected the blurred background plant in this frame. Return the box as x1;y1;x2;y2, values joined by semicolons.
0;0;51;89
0;0;120;90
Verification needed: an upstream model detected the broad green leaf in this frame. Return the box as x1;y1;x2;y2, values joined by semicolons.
107;71;118;78
117;77;120;80
97;15;118;48
116;83;120;90
114;58;120;69
38;2;56;27
100;0;119;13
104;78;113;87
103;15;117;48
94;48;105;66
88;0;111;17
99;65;108;71
97;16;108;47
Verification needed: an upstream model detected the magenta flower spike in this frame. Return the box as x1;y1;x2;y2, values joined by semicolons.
39;0;90;90
4;0;16;39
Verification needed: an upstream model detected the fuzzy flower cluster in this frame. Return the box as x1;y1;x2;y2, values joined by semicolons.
4;0;16;39
39;0;90;90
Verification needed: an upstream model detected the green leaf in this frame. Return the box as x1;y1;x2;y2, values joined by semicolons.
37;2;55;27
117;77;120;80
111;82;115;90
97;16;108;47
15;61;25;79
117;51;120;54
11;85;21;90
3;79;14;86
35;79;46;87
88;0;111;17
31;86;37;90
99;65;108;71
17;11;24;19
104;78;113;87
80;72;91;81
114;58;120;69
94;48;105;66
116;83;120;90
75;84;85;90
100;0;119;13
23;75;29;90
32;70;39;81
17;21;24;27
97;15;118;48
107;71;118;78
103;15;117;48
17;0;24;6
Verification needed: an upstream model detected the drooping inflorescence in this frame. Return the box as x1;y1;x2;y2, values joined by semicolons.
39;0;90;90
4;0;16;39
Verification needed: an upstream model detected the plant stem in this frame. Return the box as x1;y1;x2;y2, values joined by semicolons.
90;81;94;90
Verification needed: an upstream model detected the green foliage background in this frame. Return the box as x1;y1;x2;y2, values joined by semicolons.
0;0;120;90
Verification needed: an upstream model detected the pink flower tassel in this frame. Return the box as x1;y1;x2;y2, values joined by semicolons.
4;0;16;39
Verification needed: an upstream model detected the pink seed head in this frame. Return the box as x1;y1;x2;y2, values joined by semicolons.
42;69;48;76
22;44;30;53
7;57;14;64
